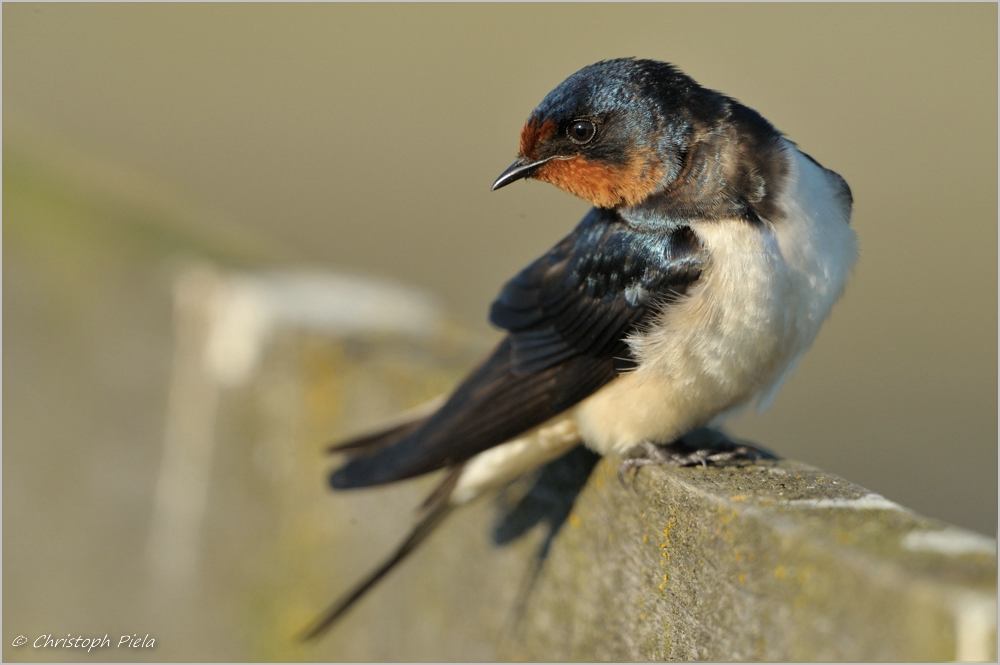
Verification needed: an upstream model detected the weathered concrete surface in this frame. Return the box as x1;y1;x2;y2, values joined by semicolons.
501;456;997;661
290;444;996;662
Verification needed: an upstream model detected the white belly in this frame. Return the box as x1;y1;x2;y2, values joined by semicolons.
575;144;857;455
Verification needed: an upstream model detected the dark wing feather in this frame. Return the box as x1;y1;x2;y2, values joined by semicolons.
330;208;705;489
326;396;444;454
492;208;705;373
327;418;428;454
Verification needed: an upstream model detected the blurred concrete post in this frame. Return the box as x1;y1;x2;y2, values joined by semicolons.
147;265;225;591
147;263;446;594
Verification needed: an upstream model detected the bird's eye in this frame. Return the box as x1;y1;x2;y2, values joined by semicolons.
568;119;596;145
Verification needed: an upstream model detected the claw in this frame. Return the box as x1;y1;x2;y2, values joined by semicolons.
616;431;777;480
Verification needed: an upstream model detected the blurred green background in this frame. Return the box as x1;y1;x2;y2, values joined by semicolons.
4;3;996;661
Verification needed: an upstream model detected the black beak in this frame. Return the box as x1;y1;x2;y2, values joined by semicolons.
491;156;554;191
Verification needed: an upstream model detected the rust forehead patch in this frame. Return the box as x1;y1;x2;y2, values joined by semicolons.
519;119;557;159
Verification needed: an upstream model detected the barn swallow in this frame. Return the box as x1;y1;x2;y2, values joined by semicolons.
300;58;857;640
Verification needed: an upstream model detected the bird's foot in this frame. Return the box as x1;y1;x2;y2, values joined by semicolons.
617;429;777;484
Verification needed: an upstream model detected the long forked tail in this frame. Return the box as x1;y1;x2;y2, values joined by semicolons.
297;467;461;642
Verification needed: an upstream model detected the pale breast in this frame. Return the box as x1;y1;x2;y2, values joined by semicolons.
575;144;857;456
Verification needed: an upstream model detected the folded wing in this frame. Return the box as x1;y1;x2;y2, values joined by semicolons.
330;208;705;488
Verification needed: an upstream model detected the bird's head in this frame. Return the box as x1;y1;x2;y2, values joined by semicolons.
492;58;715;210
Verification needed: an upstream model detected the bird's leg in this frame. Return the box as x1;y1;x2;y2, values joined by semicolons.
618;428;777;484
